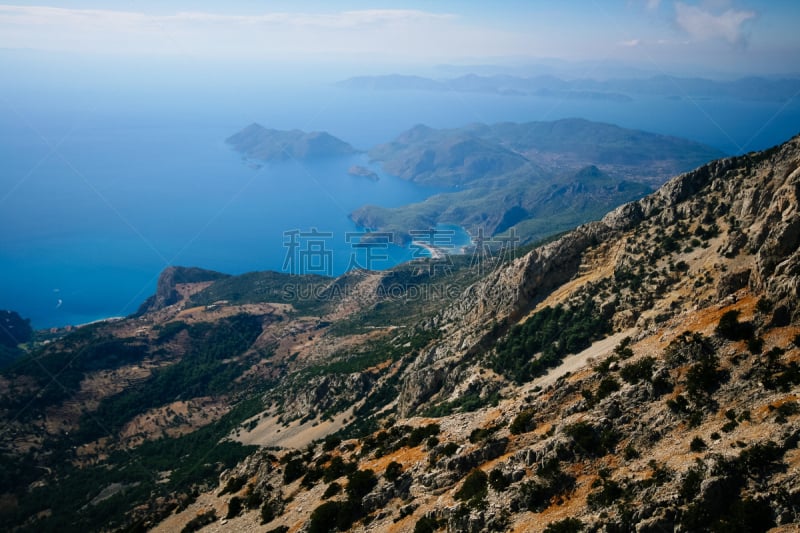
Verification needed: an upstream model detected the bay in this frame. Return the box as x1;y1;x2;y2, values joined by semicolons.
1;80;798;328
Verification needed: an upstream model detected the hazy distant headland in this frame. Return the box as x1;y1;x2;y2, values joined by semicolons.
226;123;359;161
228;118;724;246
348;165;380;181
337;73;800;103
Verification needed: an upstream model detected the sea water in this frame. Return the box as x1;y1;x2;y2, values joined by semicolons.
1;77;798;328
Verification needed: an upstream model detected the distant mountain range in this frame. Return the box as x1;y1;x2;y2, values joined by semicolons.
227;118;724;245
353;119;724;243
337;73;800;102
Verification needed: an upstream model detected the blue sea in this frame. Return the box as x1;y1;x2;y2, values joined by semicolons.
1;70;799;328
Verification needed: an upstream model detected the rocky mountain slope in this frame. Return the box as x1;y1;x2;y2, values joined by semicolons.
1;135;799;532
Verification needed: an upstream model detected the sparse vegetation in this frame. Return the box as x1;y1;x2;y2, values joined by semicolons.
619;356;656;383
509;409;536;435
690;436;707;452
384;461;403;482
544;517;585;533
491;300;613;383
181;510;217;533
565;421;619;457
414;516;440;533
716;310;754;341
322;482;341;499
455;469;489;506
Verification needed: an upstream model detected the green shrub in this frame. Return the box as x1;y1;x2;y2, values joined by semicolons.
346;469;377;500
244;488;263;510
301;467;324;488
666;394;689;413
519;461;575;513
307;501;358;533
408;424;440;447
384;461;403;482
219;475;247;496
716;310;753;341
679;462;705;500
595;376;620;400
181;510;217;533
323;456;355;482
738;441;783;478
283;458;306;484
441;442;459;456
454;469;488;504
685;350;723;402
565;421;618;457
623;443;640;460
756;297;774;314
544;517;584;533
260;500;277;524
748;336;764;354
322;436;341;452
226;496;243;519
613;337;634;359
775;400;799;422
469;425;498;443
322;482;341;499
509;409;536;435
716;497;774;532
587;475;624;509
721;420;738;433
619;356;656;383
489;468;510;491
690;436;707;452
414;516;440;533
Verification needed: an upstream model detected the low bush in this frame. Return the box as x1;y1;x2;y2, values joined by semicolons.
690;436;707;452
454;469;488;505
509;409;536;435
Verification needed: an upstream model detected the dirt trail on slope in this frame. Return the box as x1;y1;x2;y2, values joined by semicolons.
525;329;635;392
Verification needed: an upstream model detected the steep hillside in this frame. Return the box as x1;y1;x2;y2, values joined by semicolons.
192;134;798;532
1;135;798;532
354;119;722;245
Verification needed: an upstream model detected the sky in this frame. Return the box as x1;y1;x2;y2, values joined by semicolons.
0;1;798;77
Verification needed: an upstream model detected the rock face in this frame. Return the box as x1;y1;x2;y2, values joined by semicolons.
136;266;229;314
397;136;800;416
226;123;358;161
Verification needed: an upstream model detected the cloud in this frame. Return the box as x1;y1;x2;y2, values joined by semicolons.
0;5;472;59
674;2;756;45
166;9;455;28
619;39;642;47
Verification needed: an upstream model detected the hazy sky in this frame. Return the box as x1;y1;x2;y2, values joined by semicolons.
0;1;798;76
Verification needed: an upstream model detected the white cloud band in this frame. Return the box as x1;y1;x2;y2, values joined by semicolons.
674;2;756;45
